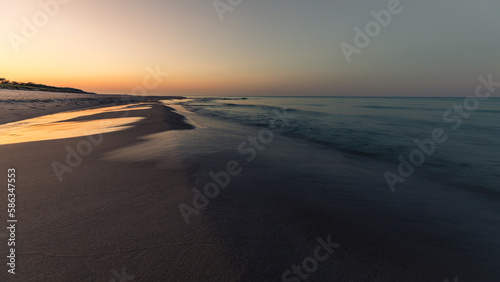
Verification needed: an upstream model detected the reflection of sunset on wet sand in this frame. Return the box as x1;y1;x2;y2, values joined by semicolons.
0;104;150;145
0;118;143;146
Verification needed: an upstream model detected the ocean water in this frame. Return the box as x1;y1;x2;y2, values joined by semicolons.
108;96;500;280
178;96;500;194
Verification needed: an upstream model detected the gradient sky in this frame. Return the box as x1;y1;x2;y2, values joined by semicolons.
1;0;499;96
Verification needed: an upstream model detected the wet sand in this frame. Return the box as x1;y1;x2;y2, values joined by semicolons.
0;101;345;281
0;102;233;281
0;89;182;125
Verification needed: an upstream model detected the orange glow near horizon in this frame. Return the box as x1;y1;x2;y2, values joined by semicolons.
0;1;344;96
2;1;493;97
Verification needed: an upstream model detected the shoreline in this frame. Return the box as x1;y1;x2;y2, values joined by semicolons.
0;99;348;281
0;94;498;280
0;89;185;125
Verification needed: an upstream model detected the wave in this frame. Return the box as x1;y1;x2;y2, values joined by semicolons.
358;105;429;110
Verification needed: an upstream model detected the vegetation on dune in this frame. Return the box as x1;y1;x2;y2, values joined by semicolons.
0;78;93;94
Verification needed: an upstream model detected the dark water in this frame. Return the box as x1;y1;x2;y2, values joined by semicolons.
179;97;500;194
113;97;500;280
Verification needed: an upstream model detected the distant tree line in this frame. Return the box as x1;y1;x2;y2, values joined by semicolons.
0;77;93;94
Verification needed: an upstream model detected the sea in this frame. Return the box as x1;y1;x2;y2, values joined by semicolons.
175;96;500;194
103;96;500;280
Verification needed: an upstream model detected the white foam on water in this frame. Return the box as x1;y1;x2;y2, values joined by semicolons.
160;100;205;129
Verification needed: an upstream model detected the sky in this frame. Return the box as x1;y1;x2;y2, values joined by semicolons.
1;0;499;96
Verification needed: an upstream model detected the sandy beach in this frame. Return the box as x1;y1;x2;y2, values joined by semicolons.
0;90;183;125
0;92;498;281
0;95;353;281
0;97;234;281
